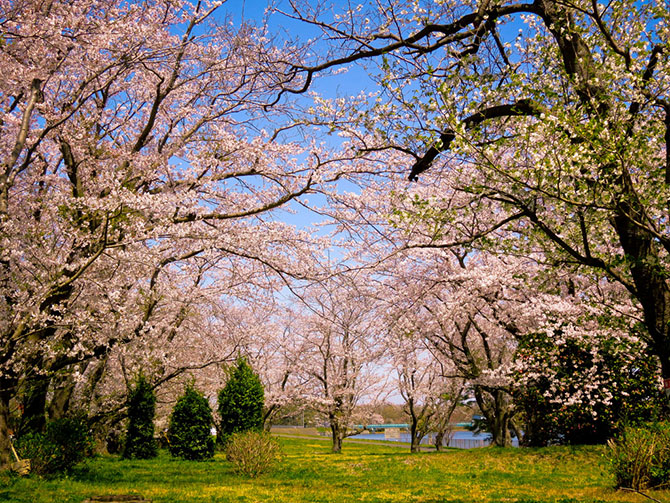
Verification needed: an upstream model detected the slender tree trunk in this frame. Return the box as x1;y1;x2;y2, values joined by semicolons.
262;404;279;432
406;397;428;453
409;420;422;453
0;382;13;470
410;433;422;453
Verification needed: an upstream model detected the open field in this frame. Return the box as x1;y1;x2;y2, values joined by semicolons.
1;436;667;503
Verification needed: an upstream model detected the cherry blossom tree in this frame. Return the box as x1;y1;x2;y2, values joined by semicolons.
378;239;660;446
288;272;387;453
315;122;662;446
385;327;463;452
407;253;524;446
386;329;437;452
48;269;282;452
429;378;467;451
0;0;343;468
378;259;466;452
277;0;670;399
318;156;525;447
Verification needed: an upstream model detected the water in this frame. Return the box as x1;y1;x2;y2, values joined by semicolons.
351;429;516;448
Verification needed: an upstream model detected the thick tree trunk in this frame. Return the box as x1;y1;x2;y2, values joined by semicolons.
491;390;513;447
330;422;344;453
613;211;670;393
489;414;512;447
434;430;445;451
17;377;48;435
48;372;76;420
475;387;513;447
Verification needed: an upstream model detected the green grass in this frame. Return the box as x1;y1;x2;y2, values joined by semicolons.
1;437;666;502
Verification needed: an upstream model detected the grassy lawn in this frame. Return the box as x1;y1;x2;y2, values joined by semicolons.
0;436;666;503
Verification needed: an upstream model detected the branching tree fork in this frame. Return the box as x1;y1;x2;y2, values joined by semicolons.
0;0;335;469
281;0;670;392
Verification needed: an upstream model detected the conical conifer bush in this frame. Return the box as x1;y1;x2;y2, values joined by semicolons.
217;357;265;445
123;373;157;459
167;383;215;460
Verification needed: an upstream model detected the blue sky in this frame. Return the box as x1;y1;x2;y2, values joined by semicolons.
212;0;380;233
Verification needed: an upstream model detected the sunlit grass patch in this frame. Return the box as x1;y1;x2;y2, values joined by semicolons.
2;437;670;502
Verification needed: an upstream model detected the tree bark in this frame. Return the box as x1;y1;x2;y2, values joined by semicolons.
48;372;77;420
614;215;670;395
0;381;13;470
475;387;513;447
408;414;427;453
434;430;445;451
17;377;48;436
410;436;422;452
407;398;424;453
330;421;344;453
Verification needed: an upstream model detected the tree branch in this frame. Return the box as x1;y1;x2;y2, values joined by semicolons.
409;99;542;180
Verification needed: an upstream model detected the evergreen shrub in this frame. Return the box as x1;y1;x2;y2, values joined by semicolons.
15;416;92;476
167;383;215;460
122;373;157;459
217;357;264;446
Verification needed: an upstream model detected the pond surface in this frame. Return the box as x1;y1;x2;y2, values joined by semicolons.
351;429;518;448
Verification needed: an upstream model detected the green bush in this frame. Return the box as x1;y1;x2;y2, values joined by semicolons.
608;422;670;490
122;373;157;459
15;416;93;476
515;330;663;446
167;383;215;460
217;357;264;445
225;430;283;477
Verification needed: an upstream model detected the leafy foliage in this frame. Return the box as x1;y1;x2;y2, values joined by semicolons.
225;430;283;478
217;358;265;445
608;422;670;490
515;328;663;446
167;383;215;460
15;416;93;476
122;373;157;459
0;0;324;469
